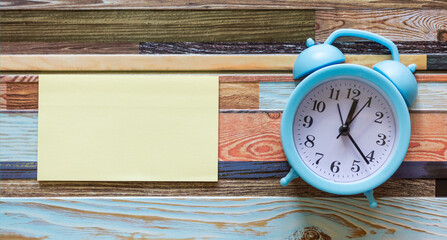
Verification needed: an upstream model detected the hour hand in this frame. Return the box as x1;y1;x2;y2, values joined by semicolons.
345;99;359;125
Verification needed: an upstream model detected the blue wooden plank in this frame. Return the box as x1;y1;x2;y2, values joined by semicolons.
1;197;446;239
0;112;38;162
259;82;447;111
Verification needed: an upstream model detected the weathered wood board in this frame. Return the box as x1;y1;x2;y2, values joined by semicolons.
0;179;436;197
0;10;314;42
1;197;447;239
0;54;428;71
316;10;447;42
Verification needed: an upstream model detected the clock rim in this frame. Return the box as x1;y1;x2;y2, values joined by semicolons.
281;63;411;195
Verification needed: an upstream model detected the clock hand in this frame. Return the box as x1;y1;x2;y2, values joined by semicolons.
347;133;370;165
336;99;358;139
337;103;344;124
344;99;359;125
346;100;369;126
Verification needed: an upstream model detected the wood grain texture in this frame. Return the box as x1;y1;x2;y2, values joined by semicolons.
2;0;446;9
0;83;6;110
1;112;445;164
3;161;446;180
0;179;435;197
219;82;259;109
1;197;447;239
219;111;447;162
428;55;447;70
259;82;447;111
1;10;314;42
221;74;447;83
0;113;37;162
316;10;447;42
5;83;38;110
140;41;447;54
1;42;139;54
0;54;428;71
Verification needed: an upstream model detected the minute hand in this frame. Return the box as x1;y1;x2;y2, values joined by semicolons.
347;133;370;165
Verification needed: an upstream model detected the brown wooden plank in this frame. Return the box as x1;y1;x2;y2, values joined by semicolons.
1;0;446;9
316;10;447;42
5;83;38;110
0;179;435;197
1;42;139;54
1;10;314;42
0;54;428;71
219;82;259;109
0;82;6;110
1;75;445;110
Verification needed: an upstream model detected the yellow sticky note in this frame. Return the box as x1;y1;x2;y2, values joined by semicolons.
38;75;218;181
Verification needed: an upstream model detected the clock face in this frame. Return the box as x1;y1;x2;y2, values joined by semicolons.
293;78;398;183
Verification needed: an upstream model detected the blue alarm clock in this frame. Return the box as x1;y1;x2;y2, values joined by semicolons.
280;29;418;208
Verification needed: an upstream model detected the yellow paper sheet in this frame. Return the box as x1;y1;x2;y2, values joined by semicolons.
38;75;218;181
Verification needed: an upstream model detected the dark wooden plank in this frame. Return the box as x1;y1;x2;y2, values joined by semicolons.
436;179;447;197
3;161;446;180
428;55;447;70
1;42;139;54
316;10;447;42
0;179;435;197
1;0;446;9
140;41;447;54
1;10;314;42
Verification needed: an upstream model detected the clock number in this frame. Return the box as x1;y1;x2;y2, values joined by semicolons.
365;97;372;108
374;111;384;124
330;161;341;173
376;133;386;146
351;160;361;172
346;88;361;100
302;115;313;128
366;150;375;163
329;88;340;100
312;100;326;113
304;135;315;148
315;152;324;165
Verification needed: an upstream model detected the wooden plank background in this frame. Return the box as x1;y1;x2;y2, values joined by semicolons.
1;2;446;239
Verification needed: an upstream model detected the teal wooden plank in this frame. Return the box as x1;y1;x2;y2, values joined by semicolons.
259;82;447;111
1;197;446;239
0;113;37;162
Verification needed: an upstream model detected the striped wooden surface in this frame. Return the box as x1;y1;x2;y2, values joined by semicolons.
1;111;445;165
0;54;429;71
3;160;447;180
0;10;314;42
1;197;447;239
1;3;446;237
1;0;446;9
316;10;447;42
0;179;435;197
3;41;447;55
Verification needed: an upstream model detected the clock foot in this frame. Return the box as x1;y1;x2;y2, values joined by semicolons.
280;169;299;186
364;190;378;208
